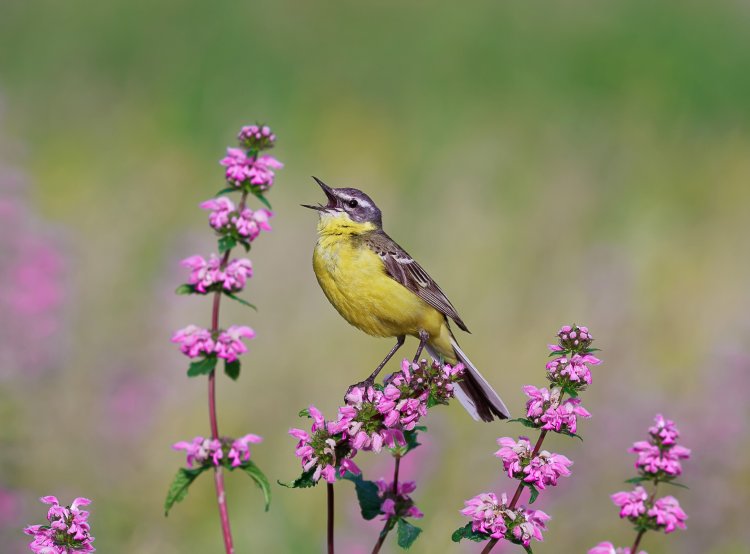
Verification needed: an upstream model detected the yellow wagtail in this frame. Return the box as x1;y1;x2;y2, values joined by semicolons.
303;177;510;421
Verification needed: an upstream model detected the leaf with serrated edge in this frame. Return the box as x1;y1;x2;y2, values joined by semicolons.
278;468;318;489
164;467;206;515
451;523;488;543
397;519;422;549
342;472;381;520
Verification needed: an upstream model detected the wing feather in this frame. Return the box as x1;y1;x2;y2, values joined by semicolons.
364;232;469;332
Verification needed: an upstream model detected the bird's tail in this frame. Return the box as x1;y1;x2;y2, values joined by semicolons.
425;331;510;422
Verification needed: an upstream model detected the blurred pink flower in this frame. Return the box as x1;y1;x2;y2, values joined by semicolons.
200;196;235;230
181;255;252;293
375;479;423;521
24;496;94;553
588;542;644;554
611;486;648;519
228;434;263;467
232;208;273;240
171;325;215;358
214;325;255;362
648;496;687;533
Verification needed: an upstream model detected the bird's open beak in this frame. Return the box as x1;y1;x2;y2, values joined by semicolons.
301;176;339;211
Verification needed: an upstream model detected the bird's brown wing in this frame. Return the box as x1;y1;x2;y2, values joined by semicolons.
363;231;469;332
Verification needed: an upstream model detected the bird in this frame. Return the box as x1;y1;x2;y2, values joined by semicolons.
302;177;510;422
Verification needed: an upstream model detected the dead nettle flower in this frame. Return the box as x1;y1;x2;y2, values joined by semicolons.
24;496;95;553
375;479;423;521
164;124;280;536
589;543;645;554
173;434;263;469
454;324;600;552
590;414;689;554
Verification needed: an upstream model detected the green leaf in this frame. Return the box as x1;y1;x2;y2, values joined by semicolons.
224;359;240;380
451;523;488;543
187;357;217;377
524;482;540;504
389;427;424;457
238;460;271;511
508;417;540;429
561;384;579;398
397;519;422;549
558;429;583;441
223;291;257;310
252;190;273;210
278;468;318;489
215;187;237;196
164;467;207;515
298;408;311;418
218;235;237;254
663;480;689;490
175;284;195;295
625;476;650;485
342;472;381;520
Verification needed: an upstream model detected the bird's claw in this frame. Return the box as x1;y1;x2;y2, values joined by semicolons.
345;378;375;401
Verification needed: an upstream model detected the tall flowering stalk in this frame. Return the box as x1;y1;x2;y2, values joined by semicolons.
453;324;599;553
165;124;281;553
283;357;465;552
589;414;690;554
24;496;95;553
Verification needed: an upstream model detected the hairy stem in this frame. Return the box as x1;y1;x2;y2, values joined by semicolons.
207;189;249;554
371;455;401;554
480;430;549;554
327;483;335;554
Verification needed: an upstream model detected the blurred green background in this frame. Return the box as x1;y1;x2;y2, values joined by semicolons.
1;0;749;552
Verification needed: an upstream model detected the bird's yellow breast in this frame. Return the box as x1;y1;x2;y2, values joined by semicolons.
312;215;444;338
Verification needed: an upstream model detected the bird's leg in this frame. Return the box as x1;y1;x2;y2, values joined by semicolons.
346;336;405;398
412;329;429;363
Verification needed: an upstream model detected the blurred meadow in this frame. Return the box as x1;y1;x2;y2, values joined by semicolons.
1;0;750;552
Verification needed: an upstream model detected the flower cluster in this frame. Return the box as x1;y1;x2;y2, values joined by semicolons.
288;358;465;484
24;496;95;553
460;492;550;548
455;324;599;550
589;543;645;554
376;479;424;521
173;434;263;468
629;413;691;479
182;255;253;293
495;436;572;490
172;324;255;362
289;405;361;484
200;197;273;242
221;148;283;192
591;414;689;553
238;124;276;150
523;385;591;434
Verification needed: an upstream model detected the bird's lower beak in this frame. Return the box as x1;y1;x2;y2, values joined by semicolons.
301;177;338;211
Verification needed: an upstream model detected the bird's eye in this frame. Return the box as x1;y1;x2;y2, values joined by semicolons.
348;199;358;208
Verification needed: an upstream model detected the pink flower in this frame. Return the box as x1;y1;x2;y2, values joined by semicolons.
223;258;253;292
511;508;549;547
24;496;95;553
460;492;508;539
557;324;593;350
173;436;215;467
171;325;214;358
214;325;255;362
495;436;532;478
648;496;687;533
220;148;283;191
629;441;690;477
289;405;359;484
200;196;235;230
546;353;600;385
238;124;276;150
649;413;680;446
375;479;424;521
228;434;263;467
588;542;644;554
541;397;591;434
611;486;648;519
232;208;274;240
522;450;572;489
181;254;224;293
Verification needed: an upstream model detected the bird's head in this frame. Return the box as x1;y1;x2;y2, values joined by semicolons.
303;177;382;234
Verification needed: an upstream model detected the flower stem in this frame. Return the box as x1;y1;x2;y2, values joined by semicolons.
631;529;646;553
371;455;401;554
207;189;249;554
327;483;335;554
480;430;549;554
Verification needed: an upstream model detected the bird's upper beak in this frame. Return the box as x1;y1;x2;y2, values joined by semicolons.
302;177;339;211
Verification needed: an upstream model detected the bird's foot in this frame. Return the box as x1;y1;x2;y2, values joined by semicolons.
345;378;375;402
